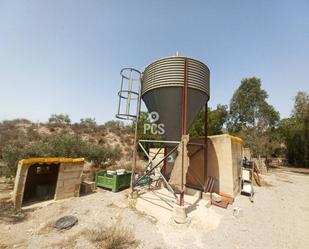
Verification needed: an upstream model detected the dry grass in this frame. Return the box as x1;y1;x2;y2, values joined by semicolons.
84;224;138;249
107;159;145;175
48;235;78;249
124;146;133;154
135;160;146;174
37;219;55;235
127;198;137;210
259;177;274;187
134;210;158;224
0;243;8;249
107;163;131;172
106;202;121;209
0;198;27;223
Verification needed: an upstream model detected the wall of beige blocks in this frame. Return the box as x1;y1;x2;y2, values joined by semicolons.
54;163;84;200
207;134;243;197
13;163;30;210
148;134;243;197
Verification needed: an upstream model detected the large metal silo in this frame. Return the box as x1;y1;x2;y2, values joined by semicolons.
115;55;210;207
141;56;210;141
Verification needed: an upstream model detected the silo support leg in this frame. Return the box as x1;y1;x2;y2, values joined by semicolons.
168;135;190;206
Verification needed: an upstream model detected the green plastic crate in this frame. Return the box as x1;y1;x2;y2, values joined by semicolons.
95;170;131;192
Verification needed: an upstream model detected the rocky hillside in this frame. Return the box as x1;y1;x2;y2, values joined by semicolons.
0;119;134;176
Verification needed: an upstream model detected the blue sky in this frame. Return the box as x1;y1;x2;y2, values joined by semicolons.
0;0;308;124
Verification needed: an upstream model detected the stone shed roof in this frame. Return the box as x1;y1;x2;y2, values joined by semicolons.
19;157;85;166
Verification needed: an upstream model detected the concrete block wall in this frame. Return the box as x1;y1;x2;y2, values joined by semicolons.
186;134;243;196
207;135;231;194
54;163;84;200
12;163;30;210
230;137;243;196
207;134;243;197
148;134;243;197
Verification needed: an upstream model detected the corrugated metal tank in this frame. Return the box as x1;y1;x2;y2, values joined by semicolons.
142;56;210;141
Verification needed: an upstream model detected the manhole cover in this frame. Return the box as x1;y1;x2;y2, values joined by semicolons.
54;215;78;230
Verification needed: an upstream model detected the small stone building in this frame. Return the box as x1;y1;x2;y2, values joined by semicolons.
151;134;243;197
13;158;84;210
187;134;243;197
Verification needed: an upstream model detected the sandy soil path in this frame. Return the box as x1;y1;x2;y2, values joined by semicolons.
0;168;308;249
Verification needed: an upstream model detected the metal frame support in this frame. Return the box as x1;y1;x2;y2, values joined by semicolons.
181;58;189;135
204;103;208;192
137;142;179;201
134;143;179;200
179;58;189;206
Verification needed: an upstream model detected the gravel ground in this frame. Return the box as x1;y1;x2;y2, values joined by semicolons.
0;167;309;249
202;167;309;249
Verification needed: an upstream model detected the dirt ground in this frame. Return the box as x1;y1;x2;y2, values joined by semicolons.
1;167;309;249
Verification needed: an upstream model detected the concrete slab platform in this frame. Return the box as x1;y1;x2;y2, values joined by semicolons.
135;187;201;223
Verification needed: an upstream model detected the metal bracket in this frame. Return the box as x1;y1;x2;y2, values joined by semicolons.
134;141;179;201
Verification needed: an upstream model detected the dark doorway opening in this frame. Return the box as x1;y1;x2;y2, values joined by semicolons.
22;163;60;205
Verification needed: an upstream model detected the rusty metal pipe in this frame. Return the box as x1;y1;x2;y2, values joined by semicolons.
203;103;208;192
180;58;189;206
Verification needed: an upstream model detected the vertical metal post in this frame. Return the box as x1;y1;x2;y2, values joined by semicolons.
130;75;142;194
117;77;124;116
181;58;188;135
180;58;188;206
180;140;185;206
203;103;208;192
126;70;133;116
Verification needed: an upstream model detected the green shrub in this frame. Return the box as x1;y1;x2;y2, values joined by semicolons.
104;120;132;136
48;114;71;125
80;118;97;127
279;92;309;166
1;134;122;177
1;144;23;176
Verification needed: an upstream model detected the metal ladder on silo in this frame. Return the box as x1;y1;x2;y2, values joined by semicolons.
116;68;143;194
116;68;142;120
